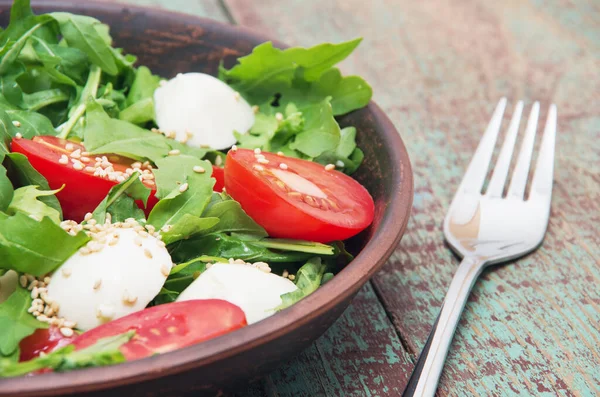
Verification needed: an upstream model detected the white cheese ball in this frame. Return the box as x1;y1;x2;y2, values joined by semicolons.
154;72;255;150
177;263;298;324
0;270;18;304
47;228;172;331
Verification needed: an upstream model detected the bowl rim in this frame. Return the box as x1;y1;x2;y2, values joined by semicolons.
0;1;414;395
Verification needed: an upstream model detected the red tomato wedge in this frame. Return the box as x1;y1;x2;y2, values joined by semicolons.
19;327;77;362
224;149;374;242
11;136;159;222
72;300;246;361
212;166;225;192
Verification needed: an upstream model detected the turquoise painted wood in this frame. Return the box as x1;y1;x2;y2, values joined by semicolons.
115;0;600;395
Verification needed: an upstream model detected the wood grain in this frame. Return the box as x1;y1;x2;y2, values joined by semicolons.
114;0;600;395
223;0;600;395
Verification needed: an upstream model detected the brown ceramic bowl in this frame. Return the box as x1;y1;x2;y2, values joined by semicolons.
0;1;413;396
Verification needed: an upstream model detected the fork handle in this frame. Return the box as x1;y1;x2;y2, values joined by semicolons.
402;256;486;397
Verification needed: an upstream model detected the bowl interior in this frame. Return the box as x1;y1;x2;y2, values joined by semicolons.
0;1;413;396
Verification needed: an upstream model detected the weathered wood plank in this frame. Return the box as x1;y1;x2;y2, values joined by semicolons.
224;0;600;395
105;0;228;22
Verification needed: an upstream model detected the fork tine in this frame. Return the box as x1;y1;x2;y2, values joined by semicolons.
530;104;557;200
507;102;540;198
486;101;524;197
458;98;507;194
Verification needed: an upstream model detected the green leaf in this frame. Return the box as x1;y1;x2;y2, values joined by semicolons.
23;88;70;111
0;286;48;357
288;99;340;157
308;68;372;115
148;156;214;231
126;66;161;106
160;215;219;245
3;152;62;216
92;172;150;224
202;192;267;236
50;13;118;75
118;97;154;125
0;70;25;107
252;239;334;255
83;102;173;162
7;185;62;223
277;257;326;310
0;212;89;276
0;165;13;212
4;110;56;138
0;14;54;74
0;331;132;377
0;109;17;155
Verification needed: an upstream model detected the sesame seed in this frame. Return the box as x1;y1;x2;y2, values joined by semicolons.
65;143;74;151
257;158;269;165
33;311;40;317
63;320;76;328
96;305;115;320
288;274;296;281
254;148;262;154
12;120;21;127
73;162;84;171
84;213;93;221
84;166;95;173
80;156;91;163
58;155;69;165
233;91;241;100
93;279;102;290
279;163;288;170
161;224;172;233
200;143;211;148
336;160;345;168
282;270;289;278
179;183;189;193
252;105;259;114
15;132;23;139
324;164;335;171
160;264;170;277
144;248;153;259
37;314;48;322
31;287;39;299
277;151;284;156
60;327;74;337
215;156;223;166
19;275;27;288
168;149;181;156
70;149;81;159
231;145;238;152
253;164;264;171
275;112;284;122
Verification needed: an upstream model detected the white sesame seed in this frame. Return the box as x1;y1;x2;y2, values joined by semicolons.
70;149;81;159
279;163;288;170
161;224;172;233
73;162;84;171
144;248;153;259
277;151;285;156
257;158;269;164
168;149;181;156
336;160;345;168
325;164;335;171
58;155;69;165
275;112;284;122
63;320;76;328
31;287;39;299
19;275;27;288
37;314;48;322
96;304;115;320
12;120;21;127
15;132;23;139
233;91;241;100
160;264;170;277
289;274;296;281
33;311;40;317
254;148;262;154
65;143;74;151
215;156;223;166
93;279;102;290
60;327;74;337
253;165;264;171
282;270;289;278
179;183;189;193
252;105;259;114
231;145;238;152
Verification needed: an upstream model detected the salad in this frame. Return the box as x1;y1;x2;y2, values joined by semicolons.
0;0;375;376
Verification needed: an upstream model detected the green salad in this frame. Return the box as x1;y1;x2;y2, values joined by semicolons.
0;0;375;376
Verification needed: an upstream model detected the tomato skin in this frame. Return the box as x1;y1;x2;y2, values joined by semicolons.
212;166;225;192
10;136;158;222
224;149;374;243
72;300;246;361
19;327;77;362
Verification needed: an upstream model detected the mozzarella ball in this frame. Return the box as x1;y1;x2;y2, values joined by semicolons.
47;228;172;331
0;270;18;304
177;263;298;324
154;73;255;150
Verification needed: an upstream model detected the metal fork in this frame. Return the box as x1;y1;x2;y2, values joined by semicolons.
402;98;557;397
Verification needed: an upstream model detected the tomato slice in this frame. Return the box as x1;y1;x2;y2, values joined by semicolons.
212;166;225;192
224;149;374;242
10;136;159;222
71;299;246;361
19;327;77;362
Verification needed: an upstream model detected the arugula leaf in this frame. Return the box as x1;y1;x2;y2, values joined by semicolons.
50;13;118;76
312;126;364;174
160;215;219;245
92;172;150;224
5;110;56;138
31;37;88;85
0;212;89;276
7;185;62;223
252;239;334;255
23;88;70;111
3;152;62;216
148;156;214;231
288;99;340;157
0;286;48;357
0;14;54;74
0;109;17;154
0;68;25;107
83;101;172;162
125;65;161;107
0;331;133;377
0;166;12;212
277;257;326;310
203;192;267;236
118;97;154;125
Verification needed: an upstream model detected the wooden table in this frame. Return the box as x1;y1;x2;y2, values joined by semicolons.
118;1;600;395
